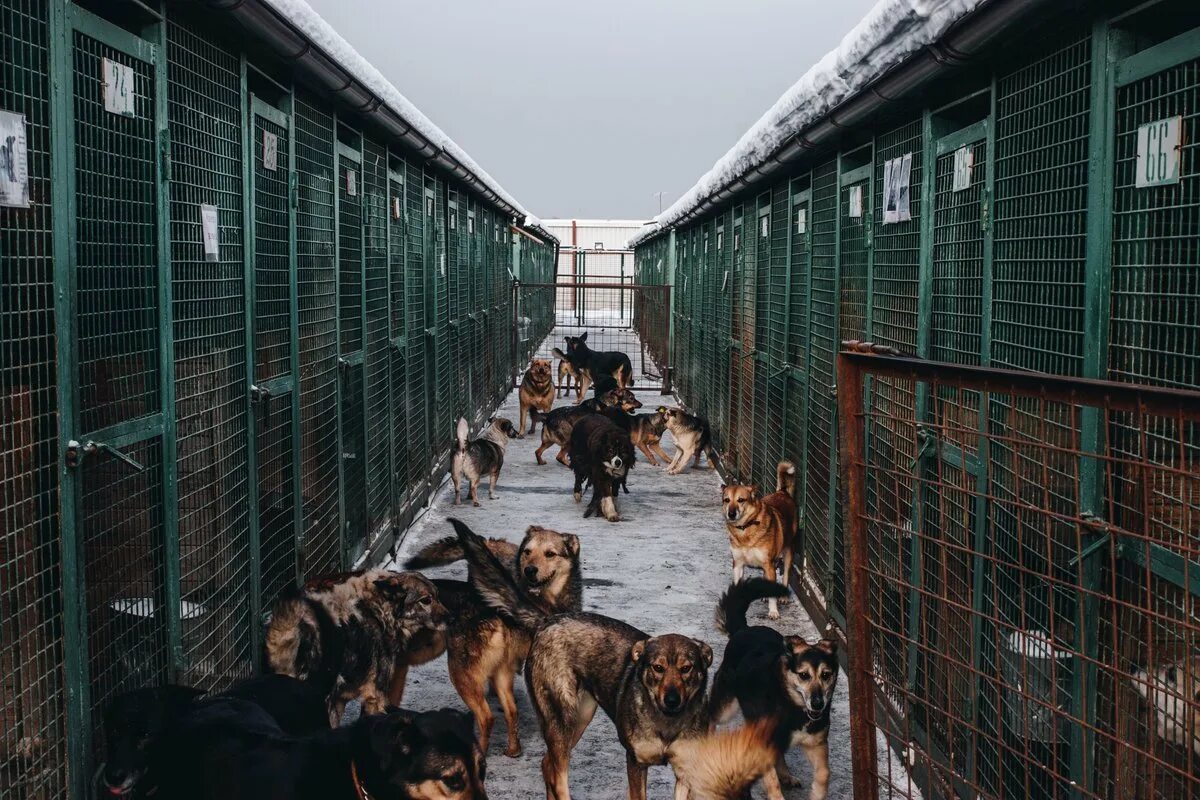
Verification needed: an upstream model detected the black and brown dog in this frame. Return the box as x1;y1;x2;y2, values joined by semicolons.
265;569;448;724
146;700;486;800
530;386;639;466
405;523;583;758
710;579;840;800
451;521;711;800
570;412;635;522
564;332;635;389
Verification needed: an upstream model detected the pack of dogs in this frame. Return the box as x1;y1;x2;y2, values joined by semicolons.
97;329;1195;799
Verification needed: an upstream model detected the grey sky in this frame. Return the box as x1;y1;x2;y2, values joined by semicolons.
303;0;879;219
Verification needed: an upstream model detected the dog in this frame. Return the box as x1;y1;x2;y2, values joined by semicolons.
552;347;589;401
571;413;635;522
722;461;797;619
451;416;517;506
660;407;717;473
101;676;328;798
265;569;448;723
1133;656;1200;755
448;522;711;800
405;522;583;757
607;408;671;467
564;331;635;389
710;579;839;800
518;359;555;436
148;700;485;800
530;387;637;466
669;719;784;800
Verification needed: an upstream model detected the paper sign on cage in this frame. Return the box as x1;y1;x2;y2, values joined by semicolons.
0;110;29;208
1136;116;1182;188
200;204;220;262
795;208;807;234
883;152;913;224
102;58;136;117
848;185;863;218
262;131;279;172
952;146;974;192
346;169;357;196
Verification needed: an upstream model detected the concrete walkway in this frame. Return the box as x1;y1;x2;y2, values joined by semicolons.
389;363;854;798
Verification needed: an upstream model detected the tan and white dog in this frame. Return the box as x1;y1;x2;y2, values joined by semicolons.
720;461;798;619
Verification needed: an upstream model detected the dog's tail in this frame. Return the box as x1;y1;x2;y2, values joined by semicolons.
551;346;570;362
405;536;465;570
455;417;469;453
776;460;797;498
715;578;790;636
449;517;548;630
669;719;781;800
264;589;339;691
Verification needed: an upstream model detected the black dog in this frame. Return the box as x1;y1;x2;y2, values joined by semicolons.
710;579;841;799
101;675;328;798
570;413;634;522
564;332;634;389
149;700;485;799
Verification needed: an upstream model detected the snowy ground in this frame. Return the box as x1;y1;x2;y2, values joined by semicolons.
389;335;856;798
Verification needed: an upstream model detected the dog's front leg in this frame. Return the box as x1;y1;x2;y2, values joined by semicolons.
801;742;830;800
761;766;787;800
636;440;658;466
671;770;691;800
519;404;528;437
488;471;499;500
763;561;781;619
625;753;648;800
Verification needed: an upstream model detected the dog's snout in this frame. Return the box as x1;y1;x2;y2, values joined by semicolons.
663;688;682;711
727;509;738;520
809;692;825;711
523;564;538;579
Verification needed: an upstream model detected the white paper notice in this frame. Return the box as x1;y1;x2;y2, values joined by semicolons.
0;110;29;208
262;131;278;172
393;196;402;219
103;58;136;117
346;169;357;197
952;146;974;192
200;204;219;262
848;185;863;218
795;208;807;234
883;152;913;224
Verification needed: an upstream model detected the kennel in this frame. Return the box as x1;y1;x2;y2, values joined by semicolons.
0;2;555;798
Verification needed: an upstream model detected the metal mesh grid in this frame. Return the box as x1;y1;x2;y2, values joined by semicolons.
294;94;341;578
784;179;810;512
387;168;410;503
445;192;466;421
73;35;160;435
251;110;298;610
404;160;430;491
338;146;367;560
802;158;839;593
873;120;924;354
839;175;870;343
1110;54;1200;391
931;140;987;367
0;1;66;795
362;139;392;542
166;15;253;687
429;178;453;461
842;353;1200;800
992;31;1091;375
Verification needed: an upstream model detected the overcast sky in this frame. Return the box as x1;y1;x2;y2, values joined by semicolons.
304;0;879;220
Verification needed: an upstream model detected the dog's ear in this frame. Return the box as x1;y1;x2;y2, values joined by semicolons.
749;485;761;500
695;640;714;668
579;331;588;342
630;640;646;663
785;634;809;655
815;638;838;656
561;532;580;558
371;711;418;761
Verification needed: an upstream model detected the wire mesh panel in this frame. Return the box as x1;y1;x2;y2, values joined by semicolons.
337;144;368;562
803;158;838;596
445;192;468;421
69;20;172;776
0;1;65;795
992;30;1091;376
784;180;810;513
841;351;1200;800
294;93;341;578
362;138;391;545
404;160;430;493
428;179;452;461
166;14;252;687
250;104;298;609
387;166;410;505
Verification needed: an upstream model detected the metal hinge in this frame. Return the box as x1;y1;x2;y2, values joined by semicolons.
159;130;171;183
289;171;298;210
66;439;146;472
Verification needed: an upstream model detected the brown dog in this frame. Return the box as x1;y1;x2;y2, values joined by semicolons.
406;524;583;758
519;358;555;436
265;569;448;723
721;461;797;619
552;347;590;401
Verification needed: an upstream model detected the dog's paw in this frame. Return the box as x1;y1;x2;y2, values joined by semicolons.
573;492;582;503
767;609;781;620
472;500;481;507
779;772;803;788
504;742;523;759
489;494;499;500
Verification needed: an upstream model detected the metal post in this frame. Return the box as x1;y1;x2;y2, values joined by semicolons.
836;350;878;800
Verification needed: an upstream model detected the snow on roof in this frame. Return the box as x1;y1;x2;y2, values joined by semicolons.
542;219;652;228
628;0;983;248
264;0;541;226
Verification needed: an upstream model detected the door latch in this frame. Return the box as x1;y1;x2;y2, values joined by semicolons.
72;440;147;472
250;384;273;424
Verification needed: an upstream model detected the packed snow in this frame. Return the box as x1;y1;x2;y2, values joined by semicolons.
628;0;983;248
386;332;919;798
262;0;540;227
